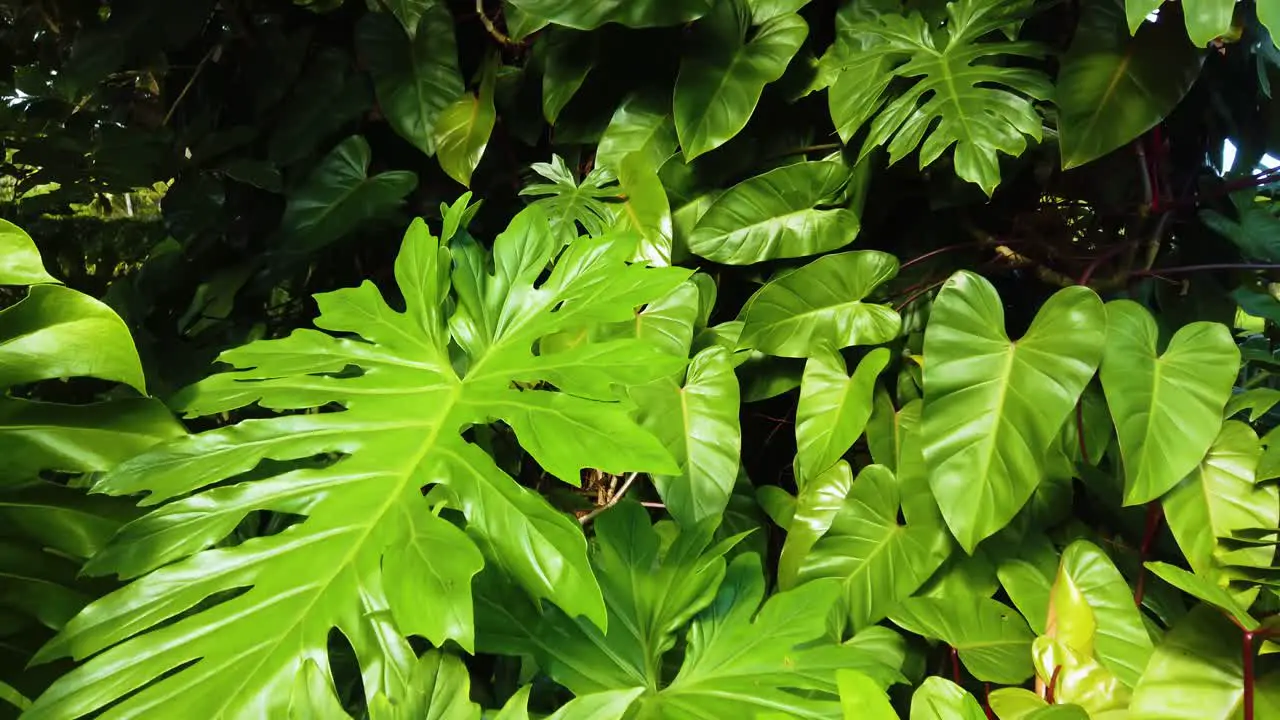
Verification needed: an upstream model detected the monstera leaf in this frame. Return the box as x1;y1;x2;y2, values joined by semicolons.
673;0;808;159
922;272;1106;551
827;0;1051;195
1099;300;1238;505
25;207;689;718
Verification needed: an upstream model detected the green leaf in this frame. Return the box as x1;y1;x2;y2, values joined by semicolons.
630;346;741;525
1124;0;1162;34
799;464;950;629
368;650;481;720
922;273;1106;551
268;48;372;165
1182;0;1235;47
795;347;889;484
435;62;498;187
1261;1;1280;51
1144;562;1258;631
778;461;854;589
750;0;811;24
1099;300;1239;505
520;155;620;237
1202;193;1280;263
382;0;432;34
674;0;808;159
356;7;463;156
0;284;148;393
614;152;673;266
541;29;597;124
686;161;860;264
0;680;30;712
548;689;646;720
909;677;986;720
26;211;689;718
494;686;533;720
891;596;1036;684
1225;387;1280;421
988;687;1048;720
0;220;57;286
1163;420;1279;587
1049;540;1154;688
828;0;1051;195
738;251;901;358
276;135;418;254
1026;706;1090;720
505;0;713;30
836;668;896;720
1130;605;1251;719
998;558;1053;634
1057;0;1203;168
596;91;679;175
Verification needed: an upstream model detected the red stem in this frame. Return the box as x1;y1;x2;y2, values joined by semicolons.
896;279;948;311
950;646;962;684
983;683;995;720
1046;665;1062;704
1245;631;1256;720
1075;402;1091;466
1133;503;1164;607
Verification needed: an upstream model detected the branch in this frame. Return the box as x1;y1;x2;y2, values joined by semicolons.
163;45;217;127
476;0;516;46
578;472;640;525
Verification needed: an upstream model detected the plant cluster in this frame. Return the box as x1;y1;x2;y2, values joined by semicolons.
7;0;1280;718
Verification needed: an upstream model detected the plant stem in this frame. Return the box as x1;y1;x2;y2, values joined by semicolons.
950;646;962;684
1245;631;1256;720
1133;503;1164;607
578;472;639;525
1074;402;1090;466
476;0;516;45
896;279;948;311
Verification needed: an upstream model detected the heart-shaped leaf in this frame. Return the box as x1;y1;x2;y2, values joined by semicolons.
795;347;889;484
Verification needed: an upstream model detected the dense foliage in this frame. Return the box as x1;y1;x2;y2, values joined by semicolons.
7;0;1280;717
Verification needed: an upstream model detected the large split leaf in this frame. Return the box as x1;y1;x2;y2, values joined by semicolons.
1047;541;1154;688
674;0;808;159
520;155;620;237
505;0;713;30
1057;0;1203;168
1163;421;1279;585
798;464;951;629
356;7;463;156
26;208;689;718
738;250;901;358
686;162;859;264
891;596;1036;684
795;347;888;483
276;135;418;254
1099;300;1238;505
827;0;1051;195
922;272;1106;551
630;346;741;526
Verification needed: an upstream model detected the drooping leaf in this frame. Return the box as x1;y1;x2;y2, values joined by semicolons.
0;220;57;286
25;209;688;719
828;0;1051;195
738;251;901;358
505;0;713;30
1144;562;1258;631
541;28;597;124
795;347;889;484
630;346;741;526
909;676;987;719
1181;0;1236;47
356;7;464;156
891;596;1036;684
1130;605;1252;719
596;91;679;175
1030;635;1132;719
1048;541;1154;688
777;461;855;589
614;152;673;266
674;0;808;159
1057;0;1203;168
922;273;1106;551
276;135;418;254
1099;300;1238;505
798;464;950;629
1163;421;1279;588
435;62;498;187
686;162;859;264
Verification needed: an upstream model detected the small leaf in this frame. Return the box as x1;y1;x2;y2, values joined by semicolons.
738;251;901;358
435;62;498;187
891;597;1036;684
836;668;896;720
547;689;645;720
541;28;597;124
1100;300;1238;505
1144;562;1258;631
796;347;890;484
1224;387;1280;421
778;460;855;589
910;677;987;720
674;0;808;159
1182;0;1235;47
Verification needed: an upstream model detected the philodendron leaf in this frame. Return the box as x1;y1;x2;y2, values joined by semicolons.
988;687;1049;719
1163;421;1279;588
435;62;497;187
614;152;673;266
0;220;57;285
891;597;1036;684
836;669;897;720
777;460;854;590
910;677;986;720
367;650;481;720
922;272;1106;551
1202;194;1280;264
276;135;418;254
1224;387;1280;421
505;0;712;30
1099;300;1238;505
382;0;431;34
520;155;620;237
1048;541;1154;688
541;28;597;124
25;208;688;719
1144;562;1258;631
596;91;679;175
1180;0;1235;47
549;689;647;720
674;0;807;159
795;347;889;484
356;7;463;156
630;346;741;526
798;464;951;629
1057;0;1203;168
687;161;859;265
738;251;901;358
1130;605;1251;719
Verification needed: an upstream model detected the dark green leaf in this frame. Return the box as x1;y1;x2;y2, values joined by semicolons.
505;0;713;30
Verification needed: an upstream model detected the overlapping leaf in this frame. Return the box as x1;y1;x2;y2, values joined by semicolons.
506;0;713;30
922;272;1106;551
827;0;1051;195
25;207;689;718
891;596;1036;684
